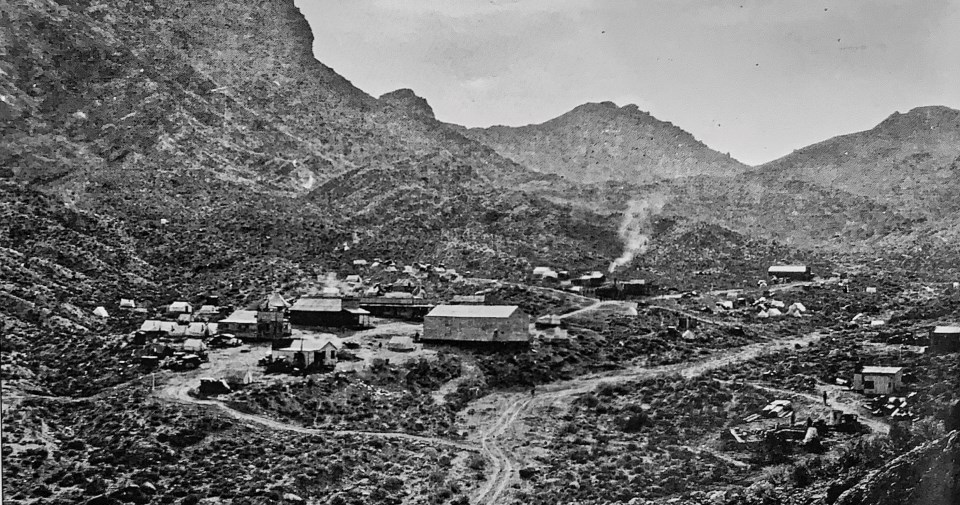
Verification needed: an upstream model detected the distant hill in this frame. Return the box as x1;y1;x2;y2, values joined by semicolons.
460;101;748;184
755;106;960;222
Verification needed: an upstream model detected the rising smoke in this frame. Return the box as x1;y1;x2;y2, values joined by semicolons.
608;194;668;273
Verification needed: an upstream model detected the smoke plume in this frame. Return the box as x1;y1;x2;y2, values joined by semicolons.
609;194;668;273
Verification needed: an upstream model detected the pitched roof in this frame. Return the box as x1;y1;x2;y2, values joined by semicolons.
933;325;960;334
290;298;342;313
426;305;520;319
169;301;192;312
276;334;343;352
220;310;258;324
861;366;904;375
265;292;290;309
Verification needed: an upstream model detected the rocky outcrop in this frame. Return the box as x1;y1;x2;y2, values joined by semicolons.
379;89;435;120
836;430;960;505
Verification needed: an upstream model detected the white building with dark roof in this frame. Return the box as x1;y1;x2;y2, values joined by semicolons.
852;366;904;395
423;305;529;343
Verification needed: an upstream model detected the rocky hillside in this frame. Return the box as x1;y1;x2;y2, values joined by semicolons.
461;101;748;184
836;429;960;505
0;0;619;280
755;106;960;222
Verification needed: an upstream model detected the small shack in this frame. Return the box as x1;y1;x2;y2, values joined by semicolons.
387;336;416;352
272;335;343;368
168;301;193;314
219;310;259;339
767;265;813;282
423;305;530;344
852;366;904;395
929;325;960;354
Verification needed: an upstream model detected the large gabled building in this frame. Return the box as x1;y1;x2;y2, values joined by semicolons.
289;297;370;328
423;305;529;343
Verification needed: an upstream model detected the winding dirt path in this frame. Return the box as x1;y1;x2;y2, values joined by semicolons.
156;374;481;452
468;330;825;505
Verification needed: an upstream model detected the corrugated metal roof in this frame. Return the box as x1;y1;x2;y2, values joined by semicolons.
220;310;258;324
933;325;960;334
426;305;519;319
861;366;903;375
291;298;342;312
768;265;809;273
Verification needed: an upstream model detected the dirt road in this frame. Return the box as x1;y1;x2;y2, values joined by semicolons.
152;346;480;452
467;331;825;505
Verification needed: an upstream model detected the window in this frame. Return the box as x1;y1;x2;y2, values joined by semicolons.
863;380;875;390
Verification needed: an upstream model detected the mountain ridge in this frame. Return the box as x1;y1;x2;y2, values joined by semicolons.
459;99;748;184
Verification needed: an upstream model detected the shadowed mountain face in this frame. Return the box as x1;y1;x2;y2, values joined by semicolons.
460;101;748;184
755;106;960;222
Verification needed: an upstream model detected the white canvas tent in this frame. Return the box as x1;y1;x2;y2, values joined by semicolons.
93;306;109;318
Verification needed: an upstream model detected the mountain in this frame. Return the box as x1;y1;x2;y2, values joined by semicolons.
755;106;960;222
0;0;618;281
460;101;748;184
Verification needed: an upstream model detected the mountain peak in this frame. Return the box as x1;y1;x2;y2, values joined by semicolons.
461;102;746;184
877;105;960;133
379;88;435;120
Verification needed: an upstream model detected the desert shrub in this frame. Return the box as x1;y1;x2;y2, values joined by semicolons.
466;454;486;471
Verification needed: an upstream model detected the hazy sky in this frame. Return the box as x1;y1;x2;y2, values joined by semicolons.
297;0;960;165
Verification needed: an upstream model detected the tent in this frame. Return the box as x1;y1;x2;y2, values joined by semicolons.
93;306;109;318
387;336;416;352
119;299;136;309
183;339;207;352
767;308;783;317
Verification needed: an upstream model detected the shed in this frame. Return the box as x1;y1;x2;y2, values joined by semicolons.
169;301;193;314
423;305;530;343
852;366;904;395
387;336;416;352
767;265;813;281
272;335;343;367
929;325;960;354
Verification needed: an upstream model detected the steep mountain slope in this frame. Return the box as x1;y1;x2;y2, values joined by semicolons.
460;101;748;184
0;0;616;279
755;106;960;221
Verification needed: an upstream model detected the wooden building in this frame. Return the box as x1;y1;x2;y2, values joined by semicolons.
423;305;529;343
852;366;904;395
289;298;371;328
930;325;960;354
767;265;813;282
218;310;259;338
272;335;343;368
